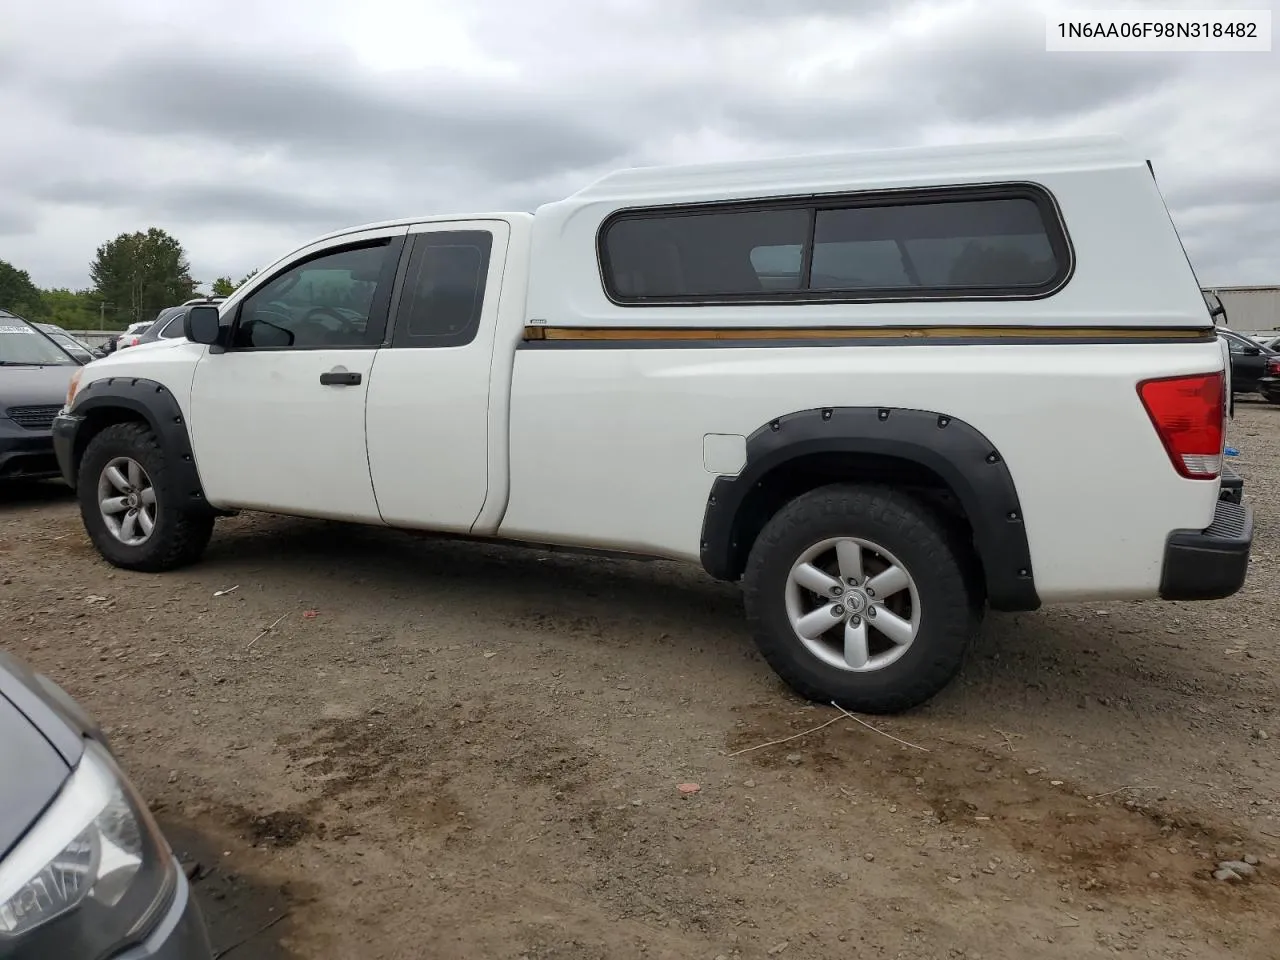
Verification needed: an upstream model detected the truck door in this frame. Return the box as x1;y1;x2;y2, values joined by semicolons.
364;220;511;532
188;226;407;520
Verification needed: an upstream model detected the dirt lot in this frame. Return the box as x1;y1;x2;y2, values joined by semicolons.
2;403;1278;960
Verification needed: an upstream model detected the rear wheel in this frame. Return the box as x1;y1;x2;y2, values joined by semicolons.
742;483;980;714
78;422;214;571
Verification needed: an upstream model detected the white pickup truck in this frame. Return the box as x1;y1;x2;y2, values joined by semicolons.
54;135;1253;713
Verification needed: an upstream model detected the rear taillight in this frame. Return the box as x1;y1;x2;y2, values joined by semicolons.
1137;372;1225;480
1267;358;1280;376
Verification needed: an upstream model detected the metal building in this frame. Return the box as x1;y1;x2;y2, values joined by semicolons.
1203;285;1280;335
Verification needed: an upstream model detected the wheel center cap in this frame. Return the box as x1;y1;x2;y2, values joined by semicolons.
846;591;868;614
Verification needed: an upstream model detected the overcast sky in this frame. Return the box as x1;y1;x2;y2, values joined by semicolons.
0;0;1275;292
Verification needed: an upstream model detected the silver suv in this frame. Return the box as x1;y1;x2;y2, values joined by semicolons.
133;299;226;348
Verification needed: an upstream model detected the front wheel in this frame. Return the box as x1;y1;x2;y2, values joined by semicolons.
77;421;215;571
742;483;981;714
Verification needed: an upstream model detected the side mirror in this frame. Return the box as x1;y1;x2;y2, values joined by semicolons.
185;305;223;347
1244;346;1261;356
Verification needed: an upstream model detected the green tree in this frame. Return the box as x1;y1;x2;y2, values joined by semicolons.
41;288;105;329
89;228;199;324
0;259;43;317
210;268;259;298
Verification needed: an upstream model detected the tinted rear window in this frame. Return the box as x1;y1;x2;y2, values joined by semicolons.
391;230;494;348
600;186;1069;303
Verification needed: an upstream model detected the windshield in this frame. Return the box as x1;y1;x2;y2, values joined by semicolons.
0;318;77;365
49;331;90;353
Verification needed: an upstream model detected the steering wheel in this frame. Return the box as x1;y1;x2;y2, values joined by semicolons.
295;306;362;344
251;301;294;327
303;306;358;329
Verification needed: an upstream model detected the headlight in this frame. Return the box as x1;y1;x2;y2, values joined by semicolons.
65;368;83;409
0;740;176;958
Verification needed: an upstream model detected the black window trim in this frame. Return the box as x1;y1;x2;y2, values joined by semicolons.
383;229;496;350
224;235;406;353
596;180;1075;307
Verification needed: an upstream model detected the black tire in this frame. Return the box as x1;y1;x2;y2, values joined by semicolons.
742;483;980;714
77;421;215;572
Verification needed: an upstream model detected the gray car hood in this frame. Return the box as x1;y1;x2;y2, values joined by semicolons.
0;692;71;860
0;651;93;860
0;364;77;412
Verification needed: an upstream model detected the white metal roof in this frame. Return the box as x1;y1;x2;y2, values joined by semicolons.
288;136;1144;248
563;134;1144;206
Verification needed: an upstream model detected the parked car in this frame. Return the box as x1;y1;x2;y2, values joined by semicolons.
132;298;225;349
1257;355;1280;404
1219;328;1276;393
114;322;154;351
0;648;213;959
0;310;82;480
52;134;1253;714
34;323;96;364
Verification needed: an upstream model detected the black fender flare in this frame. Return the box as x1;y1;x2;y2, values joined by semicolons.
699;406;1039;612
64;376;210;510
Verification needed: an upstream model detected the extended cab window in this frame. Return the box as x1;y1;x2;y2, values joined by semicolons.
601;186;1069;302
391;231;493;348
232;242;393;349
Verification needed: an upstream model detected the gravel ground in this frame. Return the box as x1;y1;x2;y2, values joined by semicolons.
2;402;1278;960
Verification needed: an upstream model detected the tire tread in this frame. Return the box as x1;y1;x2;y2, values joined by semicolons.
742;482;979;714
78;421;214;572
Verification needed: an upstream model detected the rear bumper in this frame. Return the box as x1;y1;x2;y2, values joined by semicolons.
1159;498;1253;601
1219;461;1243;504
1258;375;1280;402
0;418;60;480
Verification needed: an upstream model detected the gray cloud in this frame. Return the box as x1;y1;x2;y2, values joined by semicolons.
34;178;372;229
49;50;628;182
685;0;912;22
0;201;36;235
0;0;1275;290
922;45;1183;125
1165;173;1280;213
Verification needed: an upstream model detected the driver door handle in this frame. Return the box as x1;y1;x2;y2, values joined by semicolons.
320;369;362;386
